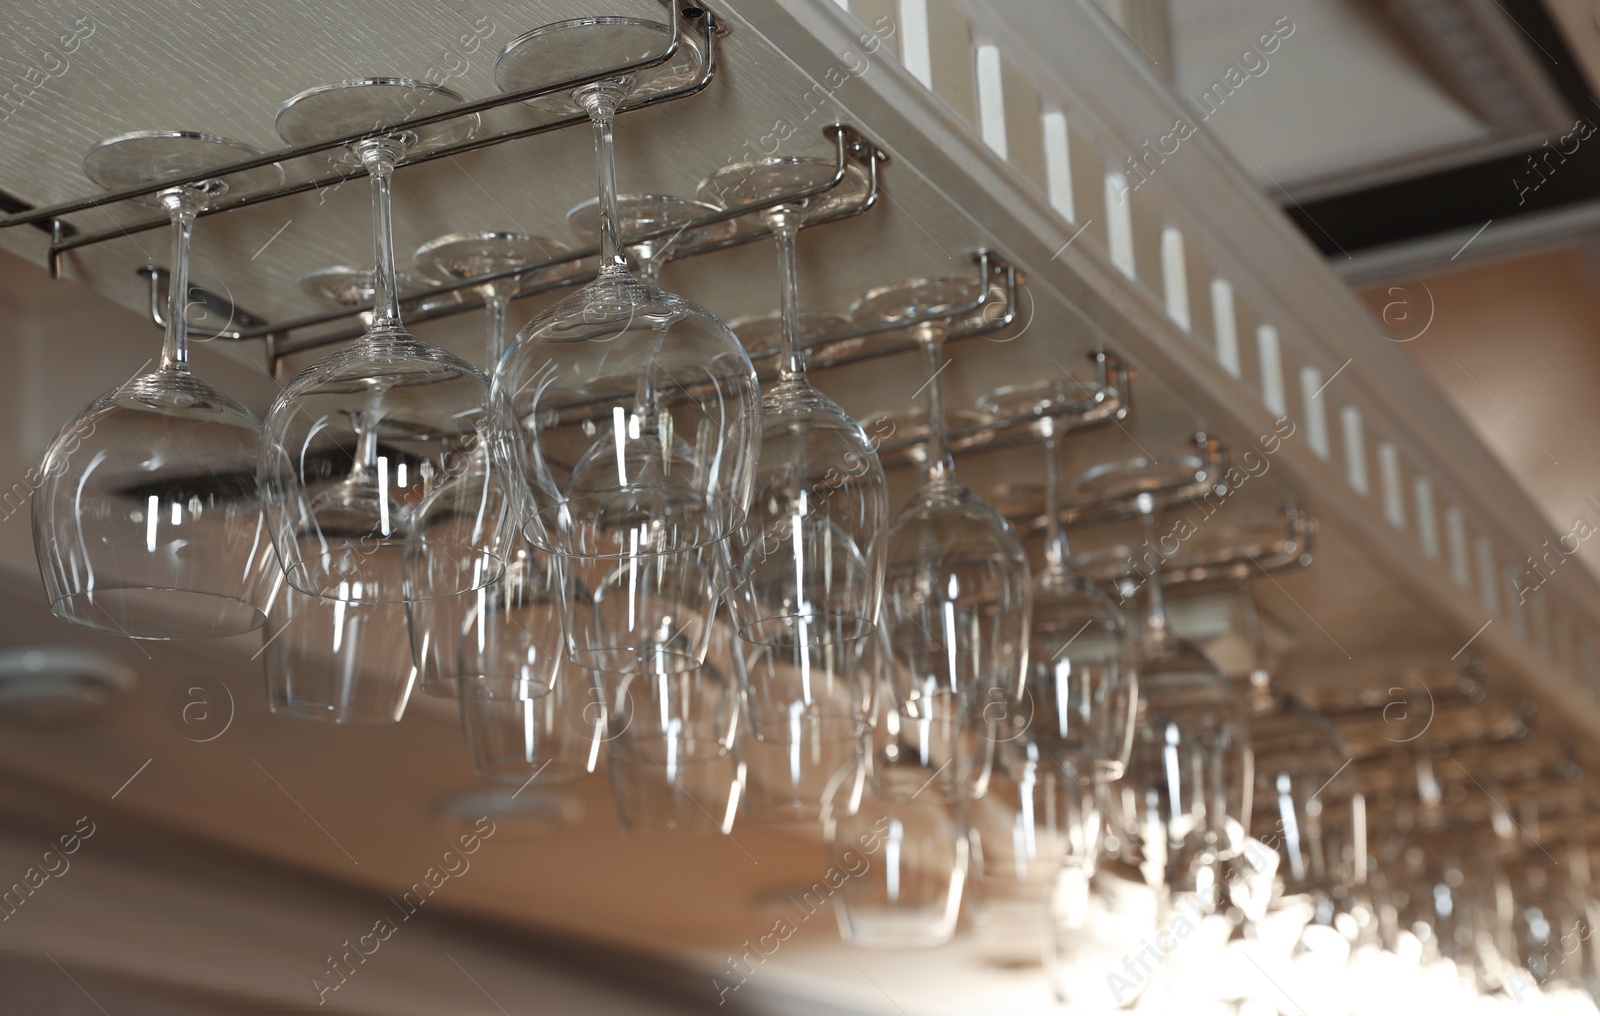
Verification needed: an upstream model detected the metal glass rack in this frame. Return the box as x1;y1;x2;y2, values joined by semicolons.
8;2;720;277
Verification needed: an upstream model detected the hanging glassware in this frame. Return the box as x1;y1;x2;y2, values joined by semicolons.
978;378;1137;779
1229;568;1362;906
734;636;872;823
405;231;578;698
492;19;760;673
699;155;884;649
854;276;1031;801
966;737;1103;963
457;575;601;786
602;619;743;836
824;657;967;948
36;131;282;640
263;78;501;606
1073;474;1251;907
261;567;417;724
565;193;734;286
297;265;460;323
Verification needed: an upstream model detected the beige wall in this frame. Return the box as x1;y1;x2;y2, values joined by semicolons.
1361;250;1600;582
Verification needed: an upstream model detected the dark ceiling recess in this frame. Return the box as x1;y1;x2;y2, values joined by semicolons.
1286;0;1600;256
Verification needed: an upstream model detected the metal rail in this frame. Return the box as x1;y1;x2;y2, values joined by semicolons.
37;3;720;276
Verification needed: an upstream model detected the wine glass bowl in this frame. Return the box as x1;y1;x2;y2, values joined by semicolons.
37;371;273;639
262;572;417;723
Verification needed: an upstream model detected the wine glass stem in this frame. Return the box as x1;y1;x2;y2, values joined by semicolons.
1042;428;1068;572
582;88;629;275
358;141;404;329
483;290;510;366
157;189;197;370
1138;502;1169;638
768;211;806;383
917;325;955;484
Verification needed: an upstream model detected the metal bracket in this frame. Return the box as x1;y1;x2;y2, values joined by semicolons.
137;265;268;338
263;124;893;366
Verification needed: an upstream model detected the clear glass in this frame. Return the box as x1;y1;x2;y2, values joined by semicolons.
453;537;597;785
458;660;604;787
699;157;886;651
566;193;734;285
492;21;760;673
734;634;873;824
728;310;852;362
405;231;578;698
297;265;460;320
261;569;417;724
855;278;1031;799
601;621;743;836
825;716;968;948
35;131;282;639
966;740;1103;964
263;79;501;606
1093;487;1252;901
979;379;1137;780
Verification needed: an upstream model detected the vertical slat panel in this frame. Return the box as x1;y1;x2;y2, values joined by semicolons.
1000;54;1047;190
1211;279;1241;377
974;43;1007;156
1067;119;1108;251
1446;506;1471;588
1105;171;1135;279
1300;366;1329;458
1414;476;1439;560
1341;406;1368;495
1476;536;1500;616
1042;106;1073;222
1161;226;1189;330
1378;442;1405;529
926;0;978;126
1256;325;1285;417
897;0;931;87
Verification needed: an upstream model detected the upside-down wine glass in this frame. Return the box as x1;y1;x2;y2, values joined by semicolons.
1074;476;1252;906
406;231;578;698
698;156;884;819
493;19;760;675
263;78;500;610
852;276;1031;803
964;378;1133;960
36;131;283;639
978;378;1137;778
1196;562;1365;1013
